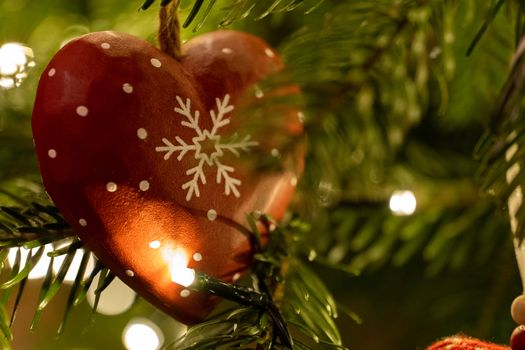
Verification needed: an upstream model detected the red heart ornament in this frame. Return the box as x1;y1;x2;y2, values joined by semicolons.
32;30;303;324
427;336;509;350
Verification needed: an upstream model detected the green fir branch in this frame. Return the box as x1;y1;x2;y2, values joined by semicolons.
307;197;508;276
169;215;348;349
140;0;326;29
0;189;109;337
475;32;525;243
466;0;506;56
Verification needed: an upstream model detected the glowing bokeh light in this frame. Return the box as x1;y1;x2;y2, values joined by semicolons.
389;190;417;216
87;275;136;315
122;318;164;350
0;42;34;89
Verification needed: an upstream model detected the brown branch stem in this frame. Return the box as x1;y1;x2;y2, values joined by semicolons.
158;1;182;60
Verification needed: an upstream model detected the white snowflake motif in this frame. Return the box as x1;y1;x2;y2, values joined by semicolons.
155;94;258;201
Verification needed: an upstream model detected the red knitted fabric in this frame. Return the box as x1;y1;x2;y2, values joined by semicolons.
427;336;509;350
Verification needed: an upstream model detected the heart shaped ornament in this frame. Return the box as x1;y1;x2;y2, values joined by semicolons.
32;30;303;324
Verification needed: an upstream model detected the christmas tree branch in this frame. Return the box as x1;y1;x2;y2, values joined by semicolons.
0;188;114;337
466;0;506;56
141;0;327;29
0;202;74;247
170;215;348;349
476;31;525;243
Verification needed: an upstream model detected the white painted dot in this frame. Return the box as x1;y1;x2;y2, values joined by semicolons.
265;48;275;58
269;223;277;231
271;148;280;157
79;218;88;227
137;128;148;140
207;209;217;221
101;42;111;49
149;240;161;249
48;149;57;159
76;106;89;117
193;252;202;262
125;269;135;277
298;111;305;123
290;176;298;187
139;180;150;192
221;48;233;54
106;182;118;192
48;68;56;77
180;289;191;298
150;58;162;68
122;83;133;94
232;273;241;282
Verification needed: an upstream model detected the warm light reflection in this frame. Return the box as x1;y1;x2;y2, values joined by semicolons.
168;248;196;287
389;190;417;216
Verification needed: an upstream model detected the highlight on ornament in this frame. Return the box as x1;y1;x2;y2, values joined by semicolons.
389;190;417;216
0;42;35;89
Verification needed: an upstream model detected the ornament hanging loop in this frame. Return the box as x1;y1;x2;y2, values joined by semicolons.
158;0;182;60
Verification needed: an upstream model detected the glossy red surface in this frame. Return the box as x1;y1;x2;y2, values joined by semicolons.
427;336;509;350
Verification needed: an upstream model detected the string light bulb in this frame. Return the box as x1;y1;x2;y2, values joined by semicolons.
167;249;293;348
0;42;35;89
169;248;195;287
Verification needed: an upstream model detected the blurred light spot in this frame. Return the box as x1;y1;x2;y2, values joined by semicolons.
429;46;442;59
192;252;202;262
254;85;264;98
297;111;305;123
87;275;136;315
389;190;417;216
308;249;317;261
0;43;34;89
0;78;15;89
122;318;164;350
318;180;338;206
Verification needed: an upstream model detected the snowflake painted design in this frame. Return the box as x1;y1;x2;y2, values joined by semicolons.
155;94;258;201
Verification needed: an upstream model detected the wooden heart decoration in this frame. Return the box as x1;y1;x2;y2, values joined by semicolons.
427;336;509;350
31;30;303;324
